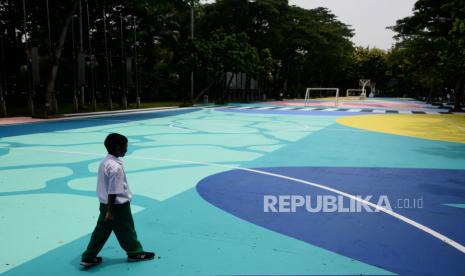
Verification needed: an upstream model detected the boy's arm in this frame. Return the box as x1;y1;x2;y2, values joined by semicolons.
105;165;124;222
105;194;116;222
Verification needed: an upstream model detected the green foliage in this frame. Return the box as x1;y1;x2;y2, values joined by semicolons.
178;29;262;83
390;0;465;109
1;0;375;107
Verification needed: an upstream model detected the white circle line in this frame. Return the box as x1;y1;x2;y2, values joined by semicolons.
2;146;465;255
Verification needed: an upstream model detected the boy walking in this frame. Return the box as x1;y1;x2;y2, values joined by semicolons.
81;133;155;268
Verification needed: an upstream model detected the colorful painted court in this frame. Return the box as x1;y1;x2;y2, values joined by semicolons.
1;98;464;275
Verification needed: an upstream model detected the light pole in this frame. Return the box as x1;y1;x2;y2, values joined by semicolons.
86;1;96;111
71;14;79;112
103;7;112;110
45;0;58;113
190;1;194;104
119;8;127;109
132;16;140;108
79;0;85;107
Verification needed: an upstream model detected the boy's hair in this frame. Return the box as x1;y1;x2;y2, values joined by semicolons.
104;133;128;154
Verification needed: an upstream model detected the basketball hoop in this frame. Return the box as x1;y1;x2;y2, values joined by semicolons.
359;79;371;87
359;79;370;99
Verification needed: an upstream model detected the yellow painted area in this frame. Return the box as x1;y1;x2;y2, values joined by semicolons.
337;114;465;143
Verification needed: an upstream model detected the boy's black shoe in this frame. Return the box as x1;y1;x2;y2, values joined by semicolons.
127;252;155;262
80;256;103;268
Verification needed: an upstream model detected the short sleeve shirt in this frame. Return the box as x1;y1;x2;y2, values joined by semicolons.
97;154;132;204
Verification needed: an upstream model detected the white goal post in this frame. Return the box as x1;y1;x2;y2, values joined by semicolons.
304;88;340;107
346;89;365;97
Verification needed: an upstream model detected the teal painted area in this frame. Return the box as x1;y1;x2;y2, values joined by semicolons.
0;146;102;167
249;144;285;152
123;165;230;201
247;122;465;169
0;193;143;273
0;167;72;192
132;145;262;163
2;189;394;275
0;132;106;146
132;133;280;148
0;146;9;156
68;164;226;201
1;108;430;275
444;204;465;209
3;109;363;275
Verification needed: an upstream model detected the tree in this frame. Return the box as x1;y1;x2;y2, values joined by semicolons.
350;47;388;92
45;0;79;115
178;29;263;102
198;1;354;98
392;0;465;110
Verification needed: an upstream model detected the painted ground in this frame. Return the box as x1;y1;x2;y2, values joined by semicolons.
0;98;464;275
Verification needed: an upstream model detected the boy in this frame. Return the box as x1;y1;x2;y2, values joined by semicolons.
81;133;155;268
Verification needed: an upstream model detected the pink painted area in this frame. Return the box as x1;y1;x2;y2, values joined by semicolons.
264;101;429;109
0;117;47;125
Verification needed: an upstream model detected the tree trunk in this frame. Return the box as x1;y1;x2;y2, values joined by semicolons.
453;77;464;112
45;0;79;115
224;73;234;102
194;81;215;103
428;86;433;104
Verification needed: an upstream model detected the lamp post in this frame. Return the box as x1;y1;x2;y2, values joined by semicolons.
190;1;194;104
103;7;112;110
78;0;85;107
45;0;58;114
133;16;140;108
71;14;79;112
119;8;127;109
86;1;96;111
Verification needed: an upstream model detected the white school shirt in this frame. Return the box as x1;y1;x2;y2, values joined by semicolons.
97;154;132;204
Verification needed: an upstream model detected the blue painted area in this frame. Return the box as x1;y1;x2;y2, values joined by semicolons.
197;167;465;275
218;108;367;116
0;108;200;138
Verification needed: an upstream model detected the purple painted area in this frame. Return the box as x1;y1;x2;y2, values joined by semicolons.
196;167;465;275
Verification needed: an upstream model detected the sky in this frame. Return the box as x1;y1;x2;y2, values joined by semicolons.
289;0;417;50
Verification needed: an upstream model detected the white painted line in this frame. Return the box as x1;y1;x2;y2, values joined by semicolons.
323;108;338;112
256;107;275;110
169;123;186;130
63;106;179;117
276;107;295;110
235;106;256;110
0;107;199;126
398;110;412;114
3;146;465;255
346;109;362;112
372;110;386;113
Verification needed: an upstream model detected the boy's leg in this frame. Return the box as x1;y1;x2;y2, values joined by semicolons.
112;202;144;255
82;204;113;259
